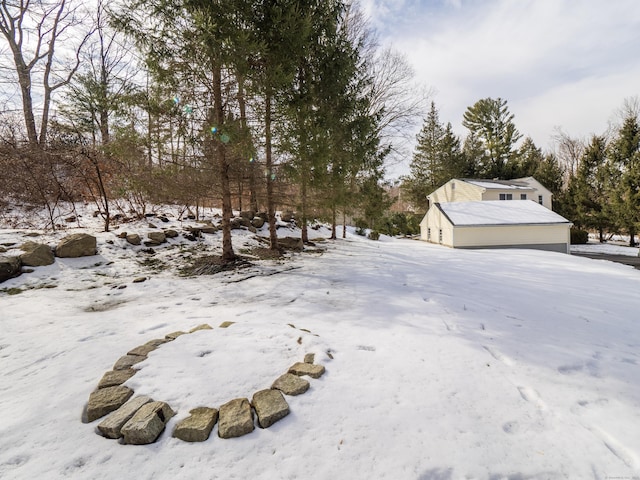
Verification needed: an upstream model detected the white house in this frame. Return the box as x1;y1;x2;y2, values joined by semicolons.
427;177;553;210
420;200;573;253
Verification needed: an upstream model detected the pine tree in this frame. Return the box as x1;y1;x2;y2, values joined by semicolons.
462;97;521;178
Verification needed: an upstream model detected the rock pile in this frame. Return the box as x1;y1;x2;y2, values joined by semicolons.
85;322;327;445
1;234;98;284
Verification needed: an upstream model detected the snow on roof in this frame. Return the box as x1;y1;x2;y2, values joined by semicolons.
437;200;571;226
462;179;533;190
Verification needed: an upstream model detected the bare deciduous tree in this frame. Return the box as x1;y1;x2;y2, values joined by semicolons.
0;0;91;147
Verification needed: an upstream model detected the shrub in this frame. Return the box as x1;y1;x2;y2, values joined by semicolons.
377;212;421;237
355;218;368;236
368;231;380;241
570;228;589;244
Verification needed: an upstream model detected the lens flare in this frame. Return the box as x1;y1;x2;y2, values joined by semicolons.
249;156;254;163
183;105;193;114
172;96;180;105
210;126;218;134
220;133;230;144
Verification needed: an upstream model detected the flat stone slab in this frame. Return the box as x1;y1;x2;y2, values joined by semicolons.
219;321;235;328
304;353;315;364
113;354;146;371
86;385;134;422
252;389;289;428
145;338;171;347
97;396;153;439
288;362;325;379
165;331;186;340
218;398;254;439
97;369;136;389
189;324;213;333
271;373;310;396
127;344;157;356
121;401;175;445
173;407;219;442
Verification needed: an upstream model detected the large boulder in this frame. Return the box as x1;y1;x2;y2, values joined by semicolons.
173;407;219;442
147;231;166;244
19;241;54;266
56;233;97;258
252;389;289;428
121;401;175;444
281;211;295;223
218;398;254;439
279;237;304;251
125;234;141;246
251;217;265;229
0;256;21;283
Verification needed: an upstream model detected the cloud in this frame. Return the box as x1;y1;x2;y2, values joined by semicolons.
371;0;640;152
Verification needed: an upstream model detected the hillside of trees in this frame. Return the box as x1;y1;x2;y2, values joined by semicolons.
1;1;639;252
402;98;640;246
0;0;427;261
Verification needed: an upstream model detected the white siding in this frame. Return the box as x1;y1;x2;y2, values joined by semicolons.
513;177;553;209
428;180;483;205
420;206;454;246
481;188;534;202
453;224;570;253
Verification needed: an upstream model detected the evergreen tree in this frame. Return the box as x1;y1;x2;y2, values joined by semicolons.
404;102;466;210
508;137;543;179
533;153;564;199
573;135;612;241
608;113;640;246
462;97;521;178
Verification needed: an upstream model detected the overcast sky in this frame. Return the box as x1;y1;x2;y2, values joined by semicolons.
362;0;640;175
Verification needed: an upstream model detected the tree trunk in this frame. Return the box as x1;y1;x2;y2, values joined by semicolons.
15;60;39;147
265;89;278;250
213;64;235;262
237;76;259;213
301;174;308;244
330;204;337;240
342;211;346;239
629;226;636;247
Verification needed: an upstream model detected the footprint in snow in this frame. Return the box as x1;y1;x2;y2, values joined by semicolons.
483;346;513;366
502;421;519;434
517;386;547;411
356;345;376;352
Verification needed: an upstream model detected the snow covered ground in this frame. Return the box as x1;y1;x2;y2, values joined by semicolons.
1;208;640;479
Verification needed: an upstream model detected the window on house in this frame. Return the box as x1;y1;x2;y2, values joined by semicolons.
499;193;513;200
538;195;543;205
451;182;456;190
520;194;527;200
427;228;431;240
439;229;443;243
